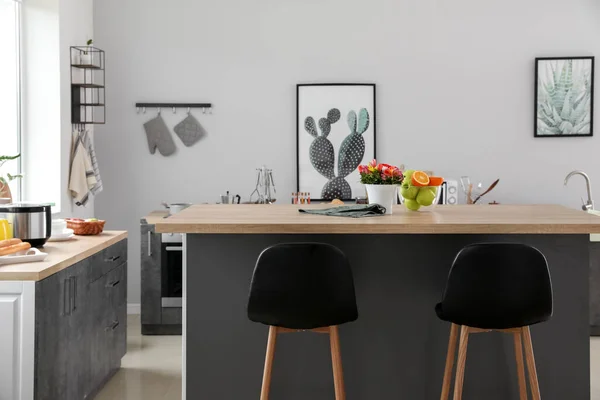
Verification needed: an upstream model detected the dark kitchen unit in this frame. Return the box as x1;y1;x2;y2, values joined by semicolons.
141;211;182;335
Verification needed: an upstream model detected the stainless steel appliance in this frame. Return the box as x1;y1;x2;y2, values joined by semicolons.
161;233;183;308
0;203;52;247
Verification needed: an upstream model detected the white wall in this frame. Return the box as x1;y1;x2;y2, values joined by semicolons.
57;0;95;219
94;0;600;304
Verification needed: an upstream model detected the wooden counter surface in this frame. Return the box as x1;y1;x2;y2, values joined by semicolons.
0;231;128;281
154;204;600;234
143;210;169;225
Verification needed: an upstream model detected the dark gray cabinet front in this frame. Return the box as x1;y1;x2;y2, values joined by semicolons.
141;221;162;327
34;270;70;400
67;259;92;400
34;239;128;400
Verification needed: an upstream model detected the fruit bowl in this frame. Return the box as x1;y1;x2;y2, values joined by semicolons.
65;218;106;235
400;186;441;211
400;170;443;212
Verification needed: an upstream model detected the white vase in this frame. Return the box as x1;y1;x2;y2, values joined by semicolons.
80;53;92;65
365;184;398;214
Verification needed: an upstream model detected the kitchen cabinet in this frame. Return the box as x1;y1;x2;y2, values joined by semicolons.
141;218;181;334
34;239;127;400
141;221;161;328
0;281;35;400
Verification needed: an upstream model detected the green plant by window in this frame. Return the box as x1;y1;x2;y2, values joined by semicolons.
0;154;22;195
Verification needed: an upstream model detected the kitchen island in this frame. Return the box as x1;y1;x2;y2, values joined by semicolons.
155;204;600;400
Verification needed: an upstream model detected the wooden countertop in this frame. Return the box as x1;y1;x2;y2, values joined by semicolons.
0;231;127;281
153;204;600;234
143;210;169;225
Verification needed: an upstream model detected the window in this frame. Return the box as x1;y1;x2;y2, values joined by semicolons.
0;0;22;200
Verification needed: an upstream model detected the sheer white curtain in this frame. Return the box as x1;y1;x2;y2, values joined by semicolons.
0;0;22;200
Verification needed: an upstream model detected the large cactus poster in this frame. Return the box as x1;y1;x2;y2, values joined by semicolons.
297;84;376;201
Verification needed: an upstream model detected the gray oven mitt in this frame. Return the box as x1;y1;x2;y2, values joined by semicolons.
173;113;206;147
143;115;176;156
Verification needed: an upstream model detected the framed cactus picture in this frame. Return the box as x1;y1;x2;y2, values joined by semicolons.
535;57;594;137
297;83;376;201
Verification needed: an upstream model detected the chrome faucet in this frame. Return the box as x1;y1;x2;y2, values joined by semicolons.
564;170;594;211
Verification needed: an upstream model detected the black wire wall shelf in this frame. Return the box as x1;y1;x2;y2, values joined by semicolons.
70;46;106;125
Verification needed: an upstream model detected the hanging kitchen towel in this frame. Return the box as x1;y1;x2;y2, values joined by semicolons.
69;129;97;206
143;114;176;156
299;204;387;218
173;113;206;147
82;129;103;195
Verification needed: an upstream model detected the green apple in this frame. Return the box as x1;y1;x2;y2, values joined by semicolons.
403;169;415;182
416;188;436;206
401;185;419;200
404;199;421;211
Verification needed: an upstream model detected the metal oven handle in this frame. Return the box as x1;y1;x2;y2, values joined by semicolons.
165;246;183;251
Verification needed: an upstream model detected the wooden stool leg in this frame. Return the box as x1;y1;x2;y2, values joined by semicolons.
453;326;470;400
522;327;541;400
260;326;278;400
440;323;459;400
329;326;346;400
513;331;528;400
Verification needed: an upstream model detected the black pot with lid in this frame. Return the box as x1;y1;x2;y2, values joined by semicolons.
0;203;52;247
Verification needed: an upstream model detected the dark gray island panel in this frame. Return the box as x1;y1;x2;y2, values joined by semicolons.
590;241;600;335
186;233;590;400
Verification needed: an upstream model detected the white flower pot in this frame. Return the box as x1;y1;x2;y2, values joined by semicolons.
365;184;398;214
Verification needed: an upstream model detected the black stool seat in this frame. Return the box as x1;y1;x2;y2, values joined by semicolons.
436;243;554;400
248;243;358;400
435;243;553;329
248;242;358;329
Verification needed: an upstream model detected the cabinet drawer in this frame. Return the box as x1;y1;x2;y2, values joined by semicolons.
106;262;127;308
89;262;127;390
87;239;128;284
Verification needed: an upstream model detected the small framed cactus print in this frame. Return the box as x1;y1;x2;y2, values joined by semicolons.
297;83;376;201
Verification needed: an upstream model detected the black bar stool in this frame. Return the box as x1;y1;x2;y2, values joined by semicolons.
436;243;553;400
247;243;358;400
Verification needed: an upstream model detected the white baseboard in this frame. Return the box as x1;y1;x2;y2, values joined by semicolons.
127;303;141;315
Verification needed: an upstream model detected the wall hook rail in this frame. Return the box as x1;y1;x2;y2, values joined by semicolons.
135;102;213;113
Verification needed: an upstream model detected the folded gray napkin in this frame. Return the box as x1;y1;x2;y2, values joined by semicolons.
299;204;386;218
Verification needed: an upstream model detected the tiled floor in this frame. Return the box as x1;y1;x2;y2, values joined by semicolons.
96;316;600;399
95;315;182;400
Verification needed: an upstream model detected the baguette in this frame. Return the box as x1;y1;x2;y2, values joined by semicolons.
0;242;31;257
0;238;22;249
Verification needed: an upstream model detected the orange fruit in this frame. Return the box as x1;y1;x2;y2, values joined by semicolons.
428;177;444;186
411;171;430;187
